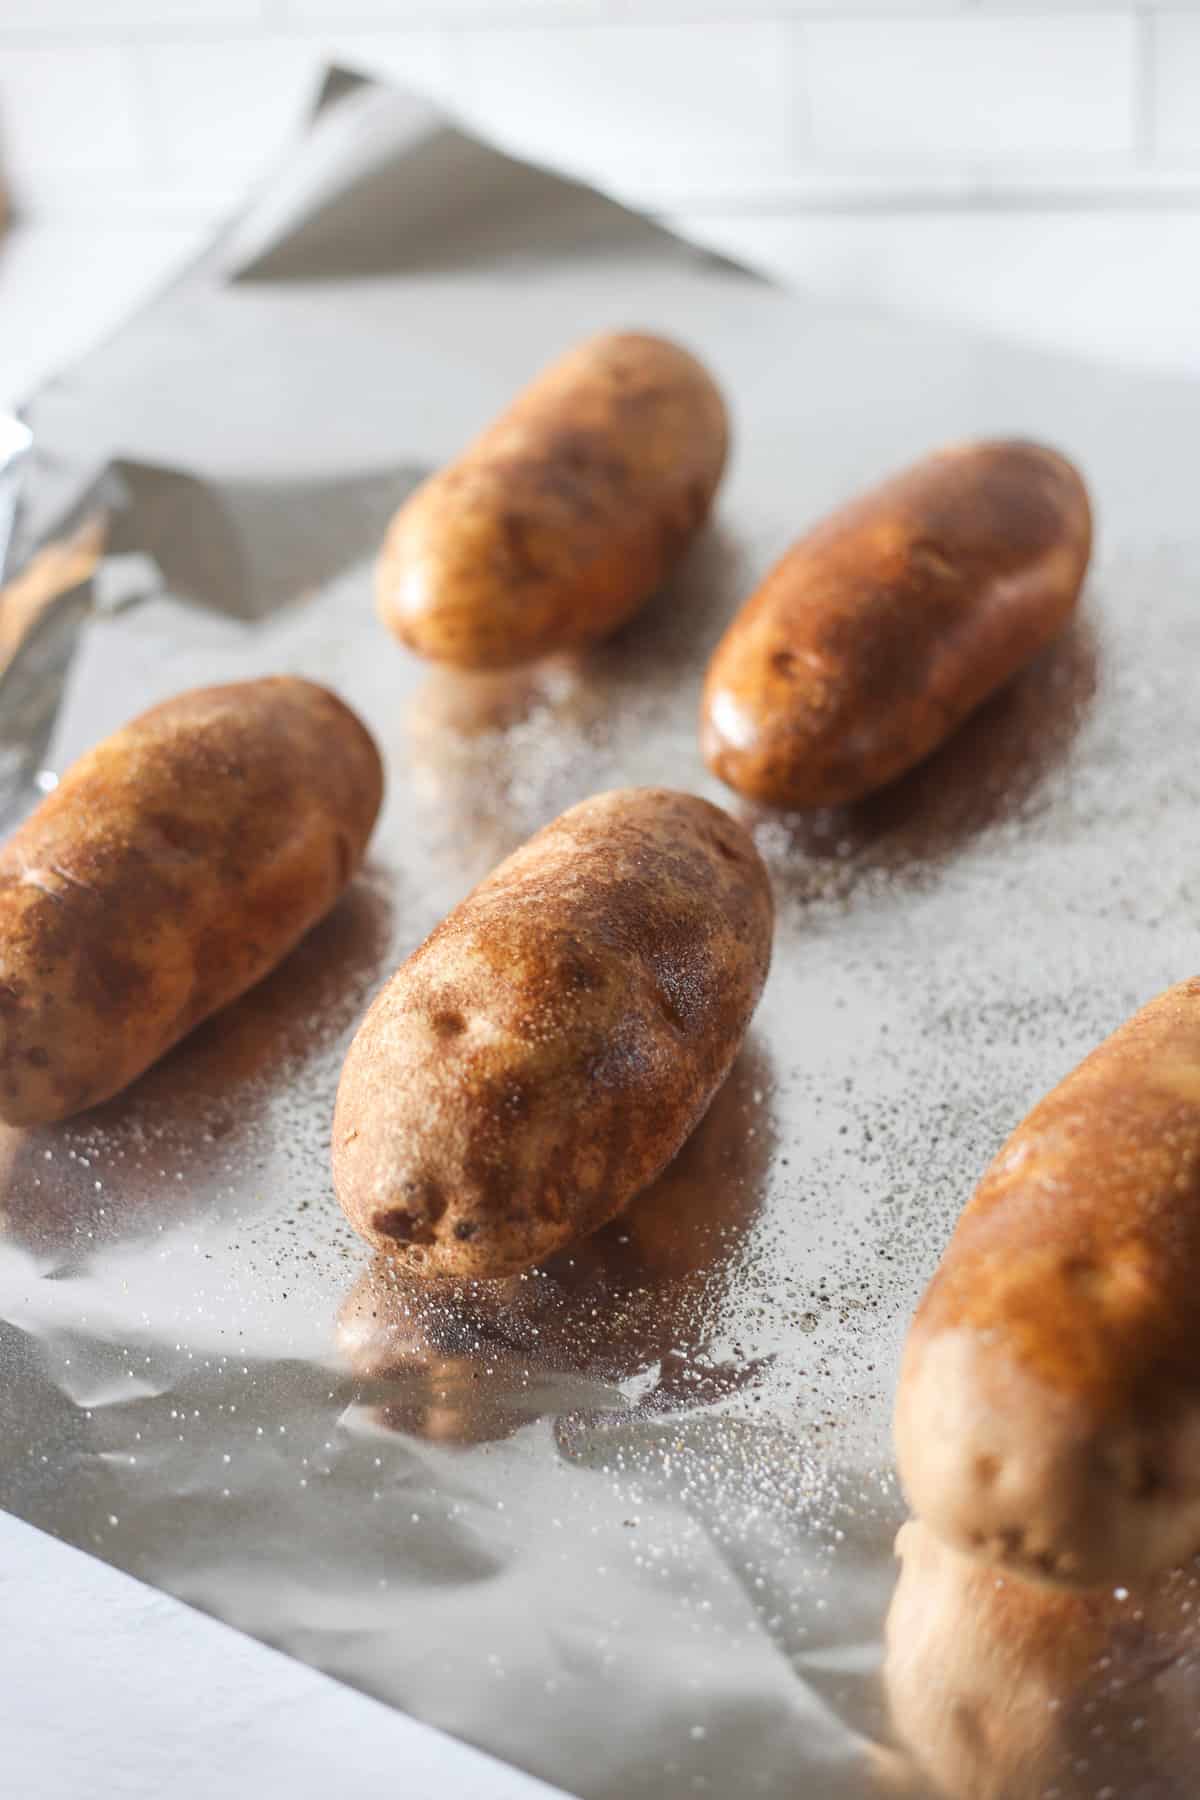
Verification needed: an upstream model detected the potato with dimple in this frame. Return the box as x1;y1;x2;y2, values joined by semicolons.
341;1048;774;1362
377;331;729;669
701;439;1091;810
0;677;382;1126
335;1043;774;1444
883;1519;1200;1800
332;788;772;1278
895;978;1200;1590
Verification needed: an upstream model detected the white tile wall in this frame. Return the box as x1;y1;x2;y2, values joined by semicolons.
281;0;625;18
0;45;142;194
135;31;454;188
458;20;800;198
0;0;267;30
801;15;1138;164
330;29;457;100
1;4;1196;218
135;39;322;184
1151;11;1200;161
0;3;1196;378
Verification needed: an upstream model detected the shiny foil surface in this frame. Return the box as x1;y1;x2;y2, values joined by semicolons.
3;69;1200;1800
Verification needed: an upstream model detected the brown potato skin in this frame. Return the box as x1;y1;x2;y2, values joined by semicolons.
335;1046;772;1444
701;439;1091;809
884;1519;1200;1800
332;788;772;1278
0;678;382;1126
895;979;1200;1590
377;331;729;669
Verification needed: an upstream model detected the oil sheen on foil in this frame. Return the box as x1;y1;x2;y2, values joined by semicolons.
3;68;1200;1800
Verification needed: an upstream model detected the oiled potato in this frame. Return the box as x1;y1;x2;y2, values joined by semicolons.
884;1519;1200;1800
702;440;1091;809
332;788;772;1277
0;879;391;1256
895;979;1200;1589
336;1043;774;1441
0;677;382;1126
377;331;728;669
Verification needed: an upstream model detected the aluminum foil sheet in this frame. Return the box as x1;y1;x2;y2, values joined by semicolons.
3;68;1200;1800
0;415;32;578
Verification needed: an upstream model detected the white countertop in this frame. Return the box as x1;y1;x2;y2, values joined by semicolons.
1;1512;566;1800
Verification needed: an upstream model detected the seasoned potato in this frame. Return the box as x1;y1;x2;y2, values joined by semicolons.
377;331;728;669
332;788;772;1278
884;1519;1200;1799
0;677;382;1126
0;879;391;1255
895;978;1200;1589
702;440;1091;809
336;1043;773;1441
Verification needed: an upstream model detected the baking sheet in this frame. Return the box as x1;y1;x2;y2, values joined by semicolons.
3;66;1200;1799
